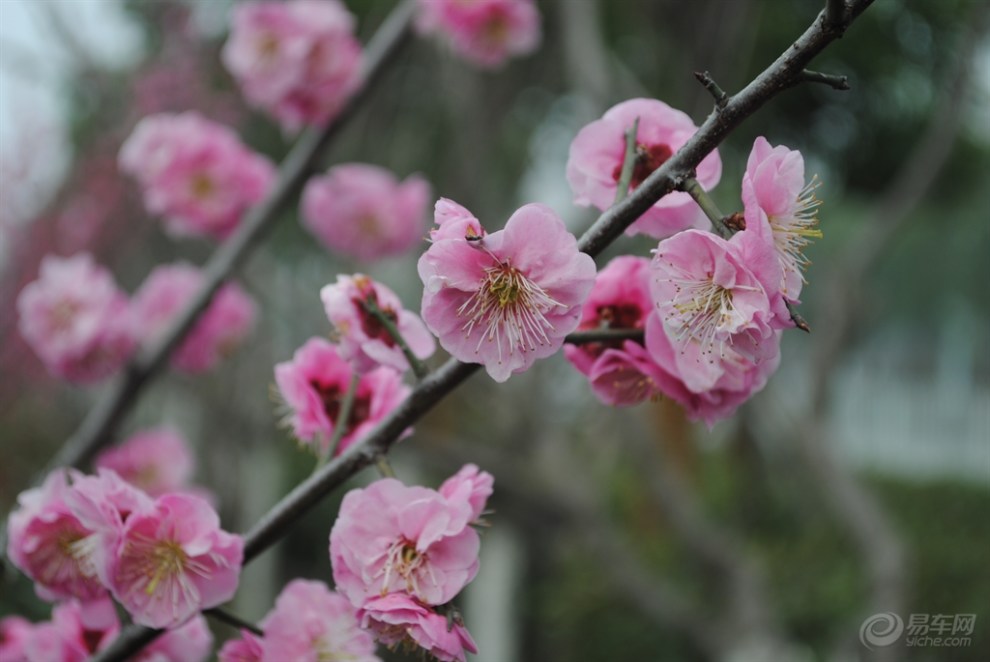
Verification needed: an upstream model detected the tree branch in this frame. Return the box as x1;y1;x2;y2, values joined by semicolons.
797;68;850;90
694;70;729;109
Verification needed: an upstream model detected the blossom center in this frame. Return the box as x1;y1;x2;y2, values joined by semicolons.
257;33;280;60
660;268;743;359
612;142;673;189
379;538;428;597
189;172;216;200
769;176;823;291
146;539;187;595
353;292;399;348
309;380;372;436
50;299;80;331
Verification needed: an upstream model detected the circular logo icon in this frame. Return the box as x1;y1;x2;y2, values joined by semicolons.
859;612;904;650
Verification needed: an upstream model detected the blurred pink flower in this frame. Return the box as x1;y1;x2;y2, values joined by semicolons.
321;274;435;373
274;338;410;457
0;615;33;662
418;200;596;382
218;629;264;662
302;164;431;261
439;463;494;522
566;98;722;238
260;579;378;662
417;0;540;68
17;253;135;383
119;112;275;240
222;0;364;131
130;262;257;374
329;474;481;607
105;493;243;629
94;427;194;497
21;598;119;662
135;614;213;662
6;469;107;603
359;593;477;662
740;136;822;302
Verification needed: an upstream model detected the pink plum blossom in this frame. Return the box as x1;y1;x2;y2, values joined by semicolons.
222;0;364;131
566;98;722;238
130;262;257;373
359;593;477;662
17;253;135;383
0;615;33;662
416;0;541;69
21;598;119;662
321;274;435;373
329;469;485;607
439;463;494;522
94;427;194;497
260;579;378;662
219;629;264;662
302;164;431;261
135;615;213;662
104;493;243;629
418;200;596;382
6;469;107;603
274;338;410;456
119;112;275;240
739;136;822;302
563;255;664;406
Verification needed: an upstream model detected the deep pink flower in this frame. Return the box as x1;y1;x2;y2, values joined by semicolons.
739;136;822;302
321;274;435;373
6;470;107;603
302;164;430;261
105;493;243;629
94;427;194;497
21;598;119;662
135;615;213;662
119;112;275;240
219;629;264;662
17;253;135;383
275;338;410;456
417;0;541;69
566;98;722;238
563;255;663;406
222;0;364;131
330;474;481;607
260;579;379;662
0;615;33;662
130;263;257;374
418;200;596;382
439;464;494;522
359;594;477;662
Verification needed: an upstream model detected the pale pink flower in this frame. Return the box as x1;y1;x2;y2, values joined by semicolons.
219;629;264;662
740;136;822;302
105;493;243;629
260;579;379;662
439;463;494;522
21;598;119;662
17;253;135;383
94;427;194;497
119;112;275;240
222;0;364;131
321;274;435;373
359;593;477;662
130;263;257;374
566;98;722;238
135;615;213;662
418;200;596;382
417;0;540;69
563;255;663;406
302;164;430;261
430;197;484;242
6;470;106;603
0;615;33;662
329;474;481;607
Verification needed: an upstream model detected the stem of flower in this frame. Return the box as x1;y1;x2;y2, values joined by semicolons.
361;298;430;380
614;117;641;205
374;454;397;478
316;372;361;470
680;177;734;239
204;607;263;637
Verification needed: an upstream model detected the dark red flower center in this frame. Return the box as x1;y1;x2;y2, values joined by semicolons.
612;142;673;190
354;291;399;348
580;303;647;358
309;380;372;437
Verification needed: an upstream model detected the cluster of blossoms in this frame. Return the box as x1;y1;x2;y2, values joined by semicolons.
275;274;434;458
5;434;242;641
16;254;256;381
119;112;276;241
222;0;364;132
328;465;493;661
416;0;541;68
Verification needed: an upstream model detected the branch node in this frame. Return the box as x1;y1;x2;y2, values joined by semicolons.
786;301;811;333
694;71;729;109
799;68;850;90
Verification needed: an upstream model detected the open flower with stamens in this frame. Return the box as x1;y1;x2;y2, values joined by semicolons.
20;597;119;662
416;0;540;69
566;98;722;238
418;201;596;382
274;338;411;457
321;274;435;373
6;469;108;603
330;469;485;608
359;593;477;662
104;493;243;629
740;136;822;302
260;579;379;662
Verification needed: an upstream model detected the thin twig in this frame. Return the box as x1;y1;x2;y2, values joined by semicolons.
374;455;397;478
204;607;263;637
694;70;729;109
361;298;430;380
798;68;850;90
679;177;734;238
317;373;361;469
565;328;644;344
614;117;641;204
